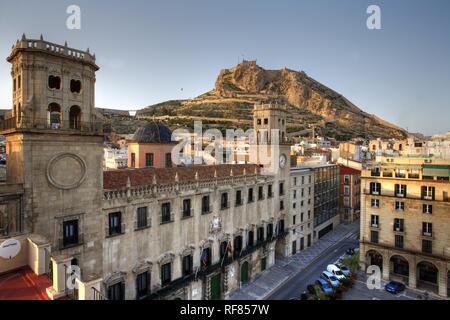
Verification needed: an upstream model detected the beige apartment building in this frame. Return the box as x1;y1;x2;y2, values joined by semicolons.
290;167;315;253
360;156;450;298
0;36;293;300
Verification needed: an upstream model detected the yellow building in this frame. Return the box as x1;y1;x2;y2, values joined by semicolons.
360;156;450;298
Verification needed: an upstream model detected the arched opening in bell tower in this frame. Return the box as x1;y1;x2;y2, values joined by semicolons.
69;105;82;130
48;103;61;129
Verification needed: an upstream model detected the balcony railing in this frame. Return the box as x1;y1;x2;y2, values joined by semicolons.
0;116;106;134
92;287;108;300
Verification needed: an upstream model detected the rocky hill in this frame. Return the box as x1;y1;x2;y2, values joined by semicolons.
136;60;407;140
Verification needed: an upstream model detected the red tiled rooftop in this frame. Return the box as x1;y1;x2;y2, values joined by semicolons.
0;267;51;300
339;164;361;175
103;164;260;190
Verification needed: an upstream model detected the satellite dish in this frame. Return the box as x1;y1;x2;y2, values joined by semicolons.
0;238;21;259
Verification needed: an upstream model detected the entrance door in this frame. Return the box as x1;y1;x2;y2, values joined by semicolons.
210;274;221;300
292;240;297;255
300;237;304;250
241;261;249;285
261;257;267;271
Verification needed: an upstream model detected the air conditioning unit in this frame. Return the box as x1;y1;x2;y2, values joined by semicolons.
371;223;379;228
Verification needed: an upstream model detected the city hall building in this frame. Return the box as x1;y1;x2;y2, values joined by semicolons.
0;36;293;300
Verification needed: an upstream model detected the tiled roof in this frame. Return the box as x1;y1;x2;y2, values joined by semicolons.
339;164;361;175
103;164;260;190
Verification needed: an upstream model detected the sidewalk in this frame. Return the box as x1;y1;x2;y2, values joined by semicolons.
230;221;360;300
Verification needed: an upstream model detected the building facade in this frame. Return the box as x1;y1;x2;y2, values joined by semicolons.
290;167;315;252
0;36;293;300
339;165;361;224
360;156;450;298
310;164;340;240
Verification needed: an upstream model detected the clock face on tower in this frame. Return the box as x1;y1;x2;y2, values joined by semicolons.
279;154;287;169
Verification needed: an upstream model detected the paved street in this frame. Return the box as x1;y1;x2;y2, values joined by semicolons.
267;229;359;300
230;221;360;300
343;272;440;300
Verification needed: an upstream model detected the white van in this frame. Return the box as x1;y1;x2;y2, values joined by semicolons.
327;264;347;281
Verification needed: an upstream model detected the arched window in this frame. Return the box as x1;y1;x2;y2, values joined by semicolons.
70;80;82;94
48;75;61;90
69;105;82;130
48;103;61;129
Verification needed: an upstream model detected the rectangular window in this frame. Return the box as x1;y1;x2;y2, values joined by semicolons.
344;175;350;185
395;201;405;211
131;153;136;168
370;215;379;228
344;185;350;196
248;188;254;203
18;75;21;89
108;212;122;236
371;199;380;208
257;227;264;243
258;186;264;200
108;282;125;300
395;235;404;249
165;153;172;168
293;215;296;225
422;222;432;236
182;255;193;277
144;153;153;167
266;224;273;239
62;219;79;247
247;231;254;247
268;185;273;198
279;183;284;196
136;271;149;299
201;247;211;270
421;186;435;200
221;193;229;210
370;230;379;243
422;204;432;214
394;218;404;232
280;200;284;211
202;195;210;214
161;203;172;223
422;239;432;254
370;182;381;195
161;263;172;285
136;207;148;229
395;184;407;197
182;199;192;217
233;190;241;206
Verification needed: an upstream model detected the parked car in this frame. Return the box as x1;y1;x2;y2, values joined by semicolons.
346;248;356;255
335;263;351;277
321;271;341;288
327;264;347;281
385;281;406;294
315;278;334;294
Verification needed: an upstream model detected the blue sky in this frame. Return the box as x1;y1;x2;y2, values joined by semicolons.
0;0;449;135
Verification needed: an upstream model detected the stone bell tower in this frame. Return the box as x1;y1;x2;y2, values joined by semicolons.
1;35;104;290
252;103;292;257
